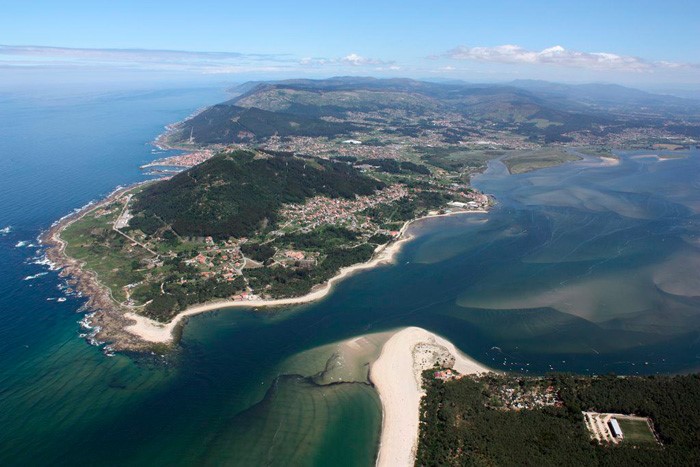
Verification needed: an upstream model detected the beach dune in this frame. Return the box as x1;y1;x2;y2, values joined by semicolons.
371;327;490;467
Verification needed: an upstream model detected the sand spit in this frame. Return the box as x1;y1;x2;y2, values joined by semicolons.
123;210;487;345
371;327;490;467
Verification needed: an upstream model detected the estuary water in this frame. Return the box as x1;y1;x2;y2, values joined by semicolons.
0;86;699;465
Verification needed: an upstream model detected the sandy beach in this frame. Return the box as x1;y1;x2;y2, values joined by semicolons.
124;209;488;344
371;327;490;467
599;156;621;166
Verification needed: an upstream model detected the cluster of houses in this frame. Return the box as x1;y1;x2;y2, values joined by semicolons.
144;149;214;168
275;249;317;269
433;368;461;381
488;382;563;411
280;184;408;231
186;237;246;281
443;184;490;211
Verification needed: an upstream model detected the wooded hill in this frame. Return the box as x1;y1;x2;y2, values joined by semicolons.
130;150;383;239
167;104;361;145
165;77;700;147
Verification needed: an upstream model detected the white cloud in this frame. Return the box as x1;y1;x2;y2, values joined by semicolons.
0;45;399;77
446;44;695;72
341;53;365;65
300;53;394;68
0;44;295;74
340;53;389;66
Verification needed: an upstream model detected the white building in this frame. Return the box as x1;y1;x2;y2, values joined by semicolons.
609;418;623;438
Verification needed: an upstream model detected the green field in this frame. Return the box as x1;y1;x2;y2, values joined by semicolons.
417;146;583;176
618;418;657;444
61;204;149;303
503;148;582;174
575;146;617;158
415;146;505;173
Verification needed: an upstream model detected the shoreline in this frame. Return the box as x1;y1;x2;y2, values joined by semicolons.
123;209;488;344
39;181;162;351
370;327;491;467
152;103;211;151
41;175;488;350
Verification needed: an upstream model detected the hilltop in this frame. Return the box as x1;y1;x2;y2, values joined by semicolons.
160;77;700;149
163;105;361;145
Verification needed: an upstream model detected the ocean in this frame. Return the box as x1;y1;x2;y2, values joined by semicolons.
0;86;698;465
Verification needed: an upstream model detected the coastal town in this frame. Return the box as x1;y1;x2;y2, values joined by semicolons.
141;148;216;168
148;115;697;191
278;184;410;232
150;90;697;177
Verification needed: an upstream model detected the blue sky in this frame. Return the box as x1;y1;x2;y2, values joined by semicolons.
1;0;698;88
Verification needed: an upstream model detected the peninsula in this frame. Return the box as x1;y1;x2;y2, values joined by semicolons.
43;77;699;352
42;147;489;351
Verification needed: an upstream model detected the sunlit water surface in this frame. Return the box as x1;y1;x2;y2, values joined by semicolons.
0;87;698;465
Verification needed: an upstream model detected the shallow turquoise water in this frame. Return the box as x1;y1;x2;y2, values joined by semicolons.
0;87;698;465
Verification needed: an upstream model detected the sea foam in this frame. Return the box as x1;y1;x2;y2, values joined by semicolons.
23;272;48;281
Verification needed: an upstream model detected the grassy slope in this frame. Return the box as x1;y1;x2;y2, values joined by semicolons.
61;206;148;303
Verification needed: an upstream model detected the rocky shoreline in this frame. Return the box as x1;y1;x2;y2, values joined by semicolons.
39;183;161;352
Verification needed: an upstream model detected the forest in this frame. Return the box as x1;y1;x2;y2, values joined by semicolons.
171;104;361;145
416;373;700;466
